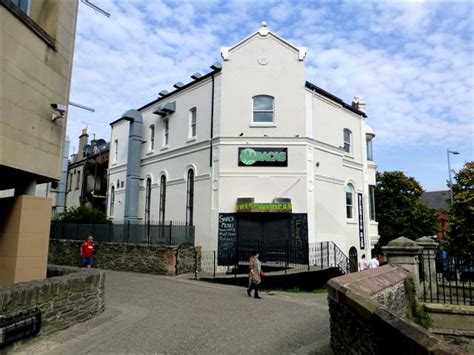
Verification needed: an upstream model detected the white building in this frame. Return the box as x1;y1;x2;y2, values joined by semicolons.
108;23;379;265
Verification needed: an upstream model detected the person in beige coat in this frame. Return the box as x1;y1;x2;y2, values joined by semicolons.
247;249;262;299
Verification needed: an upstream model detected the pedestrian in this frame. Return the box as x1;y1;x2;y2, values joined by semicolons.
369;254;379;269
359;254;369;271
80;235;95;269
247;249;262;299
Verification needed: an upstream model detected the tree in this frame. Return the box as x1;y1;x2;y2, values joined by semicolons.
56;205;109;223
374;171;437;247
447;161;474;258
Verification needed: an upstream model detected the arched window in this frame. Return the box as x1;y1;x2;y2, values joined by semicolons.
186;169;194;226
252;95;274;123
349;247;358;273
346;184;354;219
343;129;352;154
110;186;115;216
159;175;166;225
145;178;152;226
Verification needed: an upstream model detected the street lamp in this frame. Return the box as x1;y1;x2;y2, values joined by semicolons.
447;149;460;204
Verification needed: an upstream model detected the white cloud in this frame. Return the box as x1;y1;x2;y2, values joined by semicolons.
67;0;473;190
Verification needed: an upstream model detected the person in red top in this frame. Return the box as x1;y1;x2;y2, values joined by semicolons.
80;235;95;269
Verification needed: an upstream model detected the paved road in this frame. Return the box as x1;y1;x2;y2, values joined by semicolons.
14;271;332;354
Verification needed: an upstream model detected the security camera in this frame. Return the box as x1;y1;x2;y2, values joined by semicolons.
51;103;66;121
51;103;67;114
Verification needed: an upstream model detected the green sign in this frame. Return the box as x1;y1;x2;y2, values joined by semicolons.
236;202;292;213
238;147;288;167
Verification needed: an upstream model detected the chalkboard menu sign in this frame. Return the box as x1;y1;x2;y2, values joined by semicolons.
358;193;365;250
218;213;237;265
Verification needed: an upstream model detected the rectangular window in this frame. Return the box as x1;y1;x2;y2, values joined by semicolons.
114;140;118;162
150;125;155;150
11;0;30;15
163;119;169;146
68;173;73;191
253;96;274;123
189;108;197;138
369;185;376;221
367;138;373;161
343;129;352;154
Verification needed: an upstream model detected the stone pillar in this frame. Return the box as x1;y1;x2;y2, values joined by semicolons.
416;237;439;299
382;237;423;295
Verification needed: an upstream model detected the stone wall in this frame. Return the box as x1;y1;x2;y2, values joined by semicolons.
0;265;104;347
48;239;196;275
327;265;466;354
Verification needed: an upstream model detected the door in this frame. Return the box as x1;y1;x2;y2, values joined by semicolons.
349;247;358;273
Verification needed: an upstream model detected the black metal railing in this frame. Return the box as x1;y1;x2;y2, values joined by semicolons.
419;252;473;305
50;221;194;246
196;241;355;278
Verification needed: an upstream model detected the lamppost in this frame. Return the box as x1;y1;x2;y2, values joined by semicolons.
447;149;460;204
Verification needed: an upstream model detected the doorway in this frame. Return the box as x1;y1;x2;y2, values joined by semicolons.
349;247;358;273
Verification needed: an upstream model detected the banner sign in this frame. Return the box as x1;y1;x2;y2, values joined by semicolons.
236;202;292;213
238;147;288;167
358;193;365;250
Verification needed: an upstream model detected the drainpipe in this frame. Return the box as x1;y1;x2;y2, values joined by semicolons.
122;109;143;224
209;74;215;167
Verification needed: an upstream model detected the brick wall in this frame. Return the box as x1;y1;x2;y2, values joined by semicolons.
0;265;105;347
48;239;196;275
327;265;466;354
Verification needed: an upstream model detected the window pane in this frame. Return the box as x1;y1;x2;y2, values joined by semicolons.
346;192;352;206
346;206;353;219
253;112;273;123
344;142;351;153
253;96;273;110
367;139;373;161
344;129;351;142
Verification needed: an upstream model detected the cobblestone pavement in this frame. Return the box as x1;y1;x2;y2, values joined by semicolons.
13;271;332;354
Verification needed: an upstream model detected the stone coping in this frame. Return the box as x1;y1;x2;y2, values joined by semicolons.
327;264;408;297
327;266;467;354
423;303;474;315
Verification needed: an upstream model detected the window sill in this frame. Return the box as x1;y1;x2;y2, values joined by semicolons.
343;153;354;159
186;137;197;143
3;0;56;50
346;220;357;225
249;124;276;128
146;150;155;156
160;145;169;151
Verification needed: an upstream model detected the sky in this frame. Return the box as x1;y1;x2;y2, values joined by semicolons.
67;0;474;191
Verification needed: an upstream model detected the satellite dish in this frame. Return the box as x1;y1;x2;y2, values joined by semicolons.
83;144;93;157
96;139;107;152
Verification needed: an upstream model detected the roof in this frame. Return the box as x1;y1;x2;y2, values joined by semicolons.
109;68;222;127
305;81;367;118
422;190;450;210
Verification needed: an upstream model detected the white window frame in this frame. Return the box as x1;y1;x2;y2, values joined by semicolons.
189;107;197;139
110;186;115;217
346;184;354;219
186;169;194;226
114;139;118;162
343;129;352;154
369;185;376;221
252;95;274;125
162;119;169;147
149;125;155;151
366;137;373;161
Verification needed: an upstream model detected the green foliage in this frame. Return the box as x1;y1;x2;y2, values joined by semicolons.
447;162;474;258
56;205;110;223
375;171;437;246
404;277;432;329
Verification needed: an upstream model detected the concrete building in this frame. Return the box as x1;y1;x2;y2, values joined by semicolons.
0;0;78;285
66;128;109;213
108;23;379;264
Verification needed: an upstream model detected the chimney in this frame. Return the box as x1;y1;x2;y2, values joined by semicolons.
352;96;367;114
78;128;89;160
